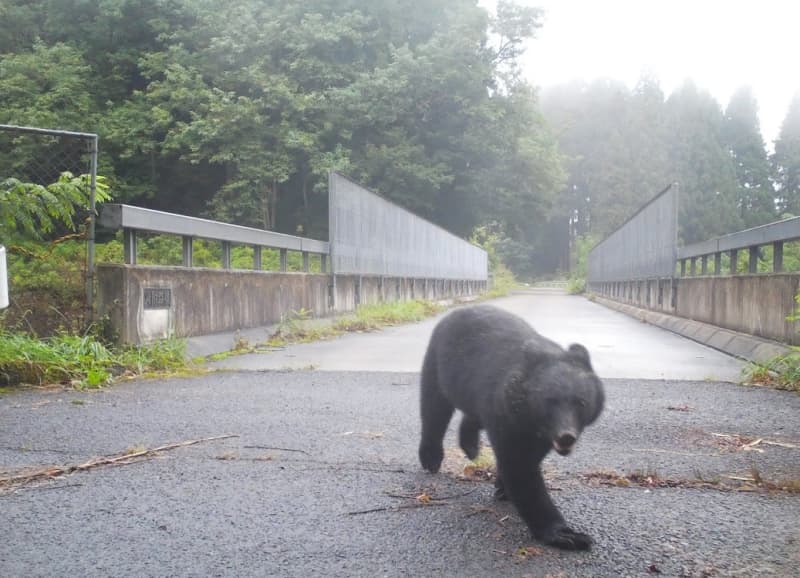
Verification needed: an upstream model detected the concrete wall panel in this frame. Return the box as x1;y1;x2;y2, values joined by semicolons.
98;264;487;344
591;274;800;345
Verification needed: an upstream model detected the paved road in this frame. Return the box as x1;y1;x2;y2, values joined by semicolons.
208;293;744;382
2;294;798;577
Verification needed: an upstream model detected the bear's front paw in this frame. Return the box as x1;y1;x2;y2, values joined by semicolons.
418;443;444;473
539;526;593;551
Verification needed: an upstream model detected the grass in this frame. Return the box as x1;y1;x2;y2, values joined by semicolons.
333;300;444;332
566;277;586;295
481;264;517;299
0;331;188;389
234;300;448;353
743;349;800;392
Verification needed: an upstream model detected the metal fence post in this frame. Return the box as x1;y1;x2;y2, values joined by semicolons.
123;229;137;264
182;236;193;267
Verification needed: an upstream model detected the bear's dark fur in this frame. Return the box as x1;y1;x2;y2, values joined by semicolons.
418;304;604;550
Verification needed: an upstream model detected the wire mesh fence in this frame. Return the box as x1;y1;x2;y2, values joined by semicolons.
0;125;98;335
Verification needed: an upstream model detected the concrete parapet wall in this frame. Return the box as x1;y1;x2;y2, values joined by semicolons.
332;276;485;311
590;274;800;345
97;264;486;344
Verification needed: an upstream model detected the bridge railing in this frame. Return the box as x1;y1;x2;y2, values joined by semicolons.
677;216;800;276
587;184;678;284
98;204;329;272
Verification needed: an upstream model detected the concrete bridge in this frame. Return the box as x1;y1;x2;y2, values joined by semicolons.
95;176;800;368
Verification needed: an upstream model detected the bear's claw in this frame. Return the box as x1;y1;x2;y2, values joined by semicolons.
541;526;593;551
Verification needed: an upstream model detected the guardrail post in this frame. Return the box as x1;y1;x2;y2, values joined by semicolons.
748;246;758;274
714;252;722;275
280;249;287;271
774;241;784;272
123;229;136;265
303;251;309;272
182;236;193;267
321;254;327;273
221;241;231;269
254;246;262;270
730;249;738;274
701;255;708;275
690;257;697;276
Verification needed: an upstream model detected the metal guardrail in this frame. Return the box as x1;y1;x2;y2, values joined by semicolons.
677;216;800;275
328;172;488;280
587;184;678;283
99;204;329;272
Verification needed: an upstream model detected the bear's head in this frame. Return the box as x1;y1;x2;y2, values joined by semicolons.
504;341;605;456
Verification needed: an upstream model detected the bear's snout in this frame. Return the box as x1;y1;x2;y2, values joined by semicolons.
553;432;577;456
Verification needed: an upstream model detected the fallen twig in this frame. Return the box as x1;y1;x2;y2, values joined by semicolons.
0;434;239;490
632;448;718;457
708;432;800;453
385;488;477;501
27;482;85;492
243;445;309;455
346;502;447;516
760;439;799;449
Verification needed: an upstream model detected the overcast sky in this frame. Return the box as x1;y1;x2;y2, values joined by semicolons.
484;0;799;147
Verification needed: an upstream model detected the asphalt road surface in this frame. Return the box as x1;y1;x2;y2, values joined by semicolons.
2;294;798;577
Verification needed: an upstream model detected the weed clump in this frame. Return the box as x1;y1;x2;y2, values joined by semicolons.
743;349;800;392
0;331;187;389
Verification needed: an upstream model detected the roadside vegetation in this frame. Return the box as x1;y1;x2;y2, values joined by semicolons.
566;235;597;295
0;331;188;390
0;151;521;390
743;353;800;392
743;291;800;392
0;172;190;390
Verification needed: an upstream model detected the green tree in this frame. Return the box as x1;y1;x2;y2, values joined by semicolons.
0;42;98;166
772;94;800;216
0;0;565;278
666;81;742;243
541;79;646;239
723;86;776;227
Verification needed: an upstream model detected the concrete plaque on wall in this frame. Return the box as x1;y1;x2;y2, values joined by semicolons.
143;287;171;309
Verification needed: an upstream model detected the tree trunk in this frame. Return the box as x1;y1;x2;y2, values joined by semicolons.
261;188;272;229
269;179;278;230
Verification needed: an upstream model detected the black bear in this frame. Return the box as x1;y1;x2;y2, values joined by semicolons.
418;304;604;550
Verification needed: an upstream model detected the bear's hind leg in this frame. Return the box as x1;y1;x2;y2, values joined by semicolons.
458;414;481;460
419;394;454;473
419;355;454;473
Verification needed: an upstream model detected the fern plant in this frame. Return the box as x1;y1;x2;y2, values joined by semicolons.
0;172;110;240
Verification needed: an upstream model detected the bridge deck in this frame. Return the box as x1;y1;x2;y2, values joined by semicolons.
204;292;745;382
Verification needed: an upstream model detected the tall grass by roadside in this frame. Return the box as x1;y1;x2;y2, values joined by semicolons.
334;300;444;332
482;263;516;299
0;332;187;389
743;350;800;392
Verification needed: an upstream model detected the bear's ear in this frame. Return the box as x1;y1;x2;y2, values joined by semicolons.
567;343;593;370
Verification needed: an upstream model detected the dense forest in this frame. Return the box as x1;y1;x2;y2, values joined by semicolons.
542;79;800;247
1;0;800;278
